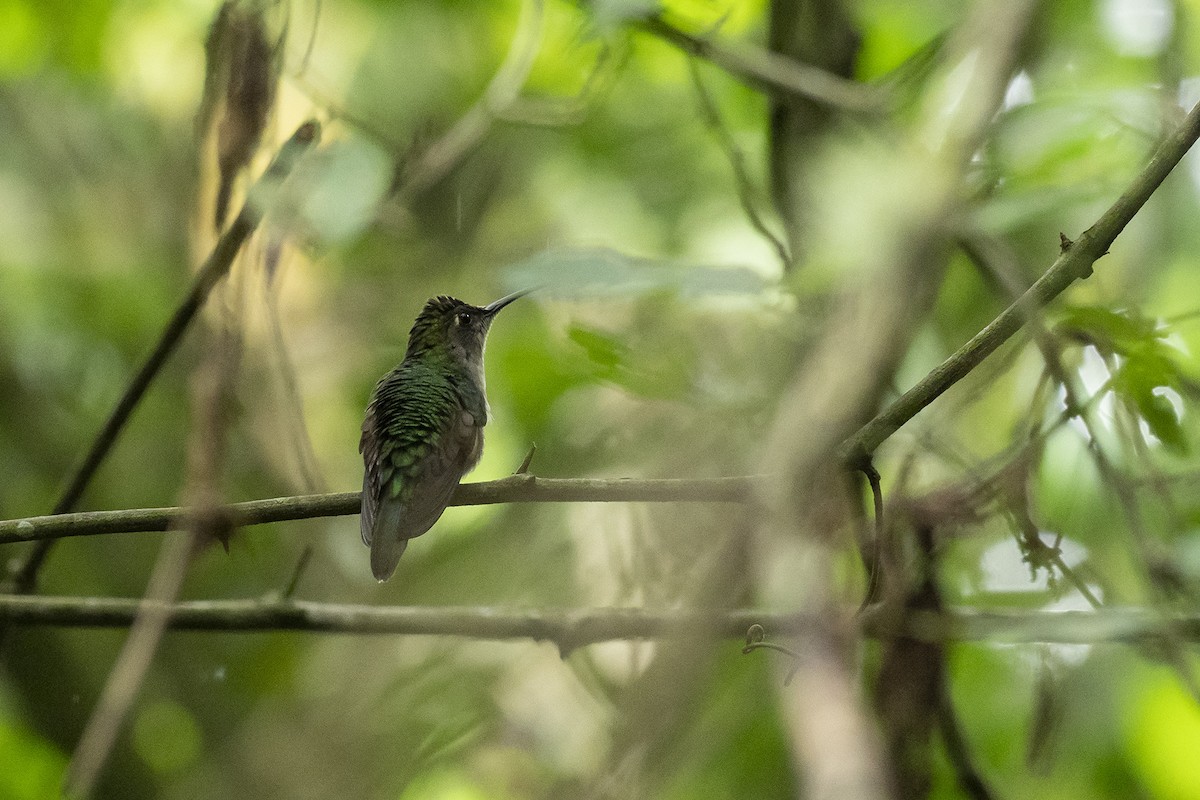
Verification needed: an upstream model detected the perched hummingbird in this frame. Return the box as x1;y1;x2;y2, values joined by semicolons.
360;290;526;581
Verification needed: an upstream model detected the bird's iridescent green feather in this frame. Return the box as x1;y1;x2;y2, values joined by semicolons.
359;293;520;581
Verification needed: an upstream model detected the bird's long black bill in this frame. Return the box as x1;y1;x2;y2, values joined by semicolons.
483;288;531;315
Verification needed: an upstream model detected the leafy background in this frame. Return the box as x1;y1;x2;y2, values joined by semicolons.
2;0;1200;798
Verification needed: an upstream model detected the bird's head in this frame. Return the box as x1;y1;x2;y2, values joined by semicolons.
405;290;528;363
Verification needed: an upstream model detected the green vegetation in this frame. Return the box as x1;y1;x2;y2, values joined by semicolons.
2;0;1200;798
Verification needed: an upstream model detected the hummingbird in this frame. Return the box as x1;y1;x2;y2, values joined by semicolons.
359;290;527;581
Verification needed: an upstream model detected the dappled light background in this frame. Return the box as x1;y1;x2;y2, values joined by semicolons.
2;0;1200;798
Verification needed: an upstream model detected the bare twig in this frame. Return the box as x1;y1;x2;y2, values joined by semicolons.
860;460;885;608
282;546;314;599
492;42;616;127
938;688;997;800
514;445;537;475
263;259;328;493
0;475;757;544
743;623;801;684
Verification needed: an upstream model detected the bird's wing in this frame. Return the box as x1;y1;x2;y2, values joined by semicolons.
360;366;483;581
358;399;383;547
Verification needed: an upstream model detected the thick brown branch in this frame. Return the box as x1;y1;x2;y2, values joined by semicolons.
1;595;1196;645
0;475;756;544
841;98;1200;467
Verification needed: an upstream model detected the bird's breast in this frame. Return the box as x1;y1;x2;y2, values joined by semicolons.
456;409;485;471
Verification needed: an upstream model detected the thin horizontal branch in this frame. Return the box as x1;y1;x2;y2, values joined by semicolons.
840;98;1200;467
637;16;883;113
0;475;756;544
2;595;1196;646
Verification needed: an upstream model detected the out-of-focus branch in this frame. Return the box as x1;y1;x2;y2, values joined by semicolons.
687;59;792;269
2;596;1197;645
757;3;1039;798
842;94;1200;468
636;15;882;113
64;534;198;798
0;120;320;598
391;0;545;199
764;0;859;264
0;476;755;544
66;170;255;796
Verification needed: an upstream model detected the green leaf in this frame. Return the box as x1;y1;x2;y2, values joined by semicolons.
567;325;628;370
1137;390;1187;454
1114;360;1189;454
1056;305;1163;356
295;135;391;243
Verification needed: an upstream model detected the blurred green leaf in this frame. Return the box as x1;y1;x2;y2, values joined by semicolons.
502;247;768;300
1115;360;1188;454
293;136;392;243
1061;306;1192;452
1056;305;1164;355
132;699;202;776
590;0;660;31
0;717;68;800
1125;668;1200;800
568;324;628;370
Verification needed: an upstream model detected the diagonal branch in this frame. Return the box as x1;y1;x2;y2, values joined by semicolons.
0;475;757;544
391;0;545;200
841;98;1200;468
2;120;321;596
636;15;882;113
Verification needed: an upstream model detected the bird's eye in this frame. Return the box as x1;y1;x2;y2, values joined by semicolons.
455;311;472;326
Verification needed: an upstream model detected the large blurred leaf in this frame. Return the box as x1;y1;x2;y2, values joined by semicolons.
502;247;767;299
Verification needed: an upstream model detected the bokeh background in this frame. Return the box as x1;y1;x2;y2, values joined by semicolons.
3;0;1200;798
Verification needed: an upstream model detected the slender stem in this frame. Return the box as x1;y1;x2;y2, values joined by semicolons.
0;475;757;544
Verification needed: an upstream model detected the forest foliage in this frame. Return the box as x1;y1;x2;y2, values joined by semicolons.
2;0;1200;798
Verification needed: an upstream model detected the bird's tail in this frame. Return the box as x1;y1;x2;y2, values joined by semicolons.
370;500;409;582
371;535;408;582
